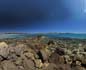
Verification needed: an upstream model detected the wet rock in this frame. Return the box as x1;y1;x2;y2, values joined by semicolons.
0;42;9;58
1;60;18;70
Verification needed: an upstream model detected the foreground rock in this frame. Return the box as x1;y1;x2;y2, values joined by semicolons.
0;42;9;58
0;36;86;70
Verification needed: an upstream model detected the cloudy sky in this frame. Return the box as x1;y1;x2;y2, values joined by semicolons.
0;0;86;33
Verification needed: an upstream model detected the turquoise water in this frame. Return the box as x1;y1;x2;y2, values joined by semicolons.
0;33;86;39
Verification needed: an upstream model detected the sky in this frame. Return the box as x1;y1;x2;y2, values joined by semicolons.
0;0;86;33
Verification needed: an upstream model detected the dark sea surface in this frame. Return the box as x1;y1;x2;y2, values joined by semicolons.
0;33;86;39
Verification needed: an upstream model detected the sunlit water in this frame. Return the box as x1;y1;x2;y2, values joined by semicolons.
0;33;86;39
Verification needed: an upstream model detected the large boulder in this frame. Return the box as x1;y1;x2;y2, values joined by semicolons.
0;42;9;58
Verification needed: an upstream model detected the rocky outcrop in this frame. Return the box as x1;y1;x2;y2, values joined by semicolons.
0;36;86;70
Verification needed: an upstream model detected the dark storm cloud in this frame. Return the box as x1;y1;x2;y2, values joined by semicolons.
0;0;71;30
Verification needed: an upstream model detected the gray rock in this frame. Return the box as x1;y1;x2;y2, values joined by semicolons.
23;57;35;70
15;44;27;56
1;60;18;70
38;49;48;62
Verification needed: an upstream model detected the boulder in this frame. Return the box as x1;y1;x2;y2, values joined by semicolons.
23;57;35;70
49;52;65;65
55;47;65;55
15;44;27;56
1;60;18;70
0;42;9;58
24;52;34;60
34;59;43;68
37;49;48;63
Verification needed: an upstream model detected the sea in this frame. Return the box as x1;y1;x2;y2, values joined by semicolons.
0;33;86;39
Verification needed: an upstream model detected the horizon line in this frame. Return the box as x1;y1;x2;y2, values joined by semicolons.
0;32;86;34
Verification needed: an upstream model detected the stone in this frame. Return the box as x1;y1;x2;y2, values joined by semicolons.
24;52;34;60
34;59;43;68
15;44;27;56
1;60;18;70
72;66;85;70
64;55;72;64
37;49;48;63
23;57;35;70
0;42;9;58
42;63;57;70
15;58;23;66
57;64;71;70
49;52;65;65
55;47;65;55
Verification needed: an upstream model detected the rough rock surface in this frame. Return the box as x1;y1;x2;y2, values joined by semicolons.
0;36;86;70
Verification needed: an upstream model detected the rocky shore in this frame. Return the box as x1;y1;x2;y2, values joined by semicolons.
0;36;86;70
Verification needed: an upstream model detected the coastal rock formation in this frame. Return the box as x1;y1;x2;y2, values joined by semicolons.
0;36;86;70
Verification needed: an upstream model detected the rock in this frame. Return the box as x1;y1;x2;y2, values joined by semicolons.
76;61;81;66
64;55;72;64
55;47;65;55
0;65;2;70
34;59;43;69
43;62;49;68
24;52;34;60
0;68;2;70
15;44;27;56
7;53;17;61
72;66;85;70
49;52;65;65
0;42;9;58
64;49;72;55
42;63;57;70
47;40;55;45
1;60;18;70
23;57;35;70
15;58;23;66
37;49;48;63
17;66;25;70
56;64;71;70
